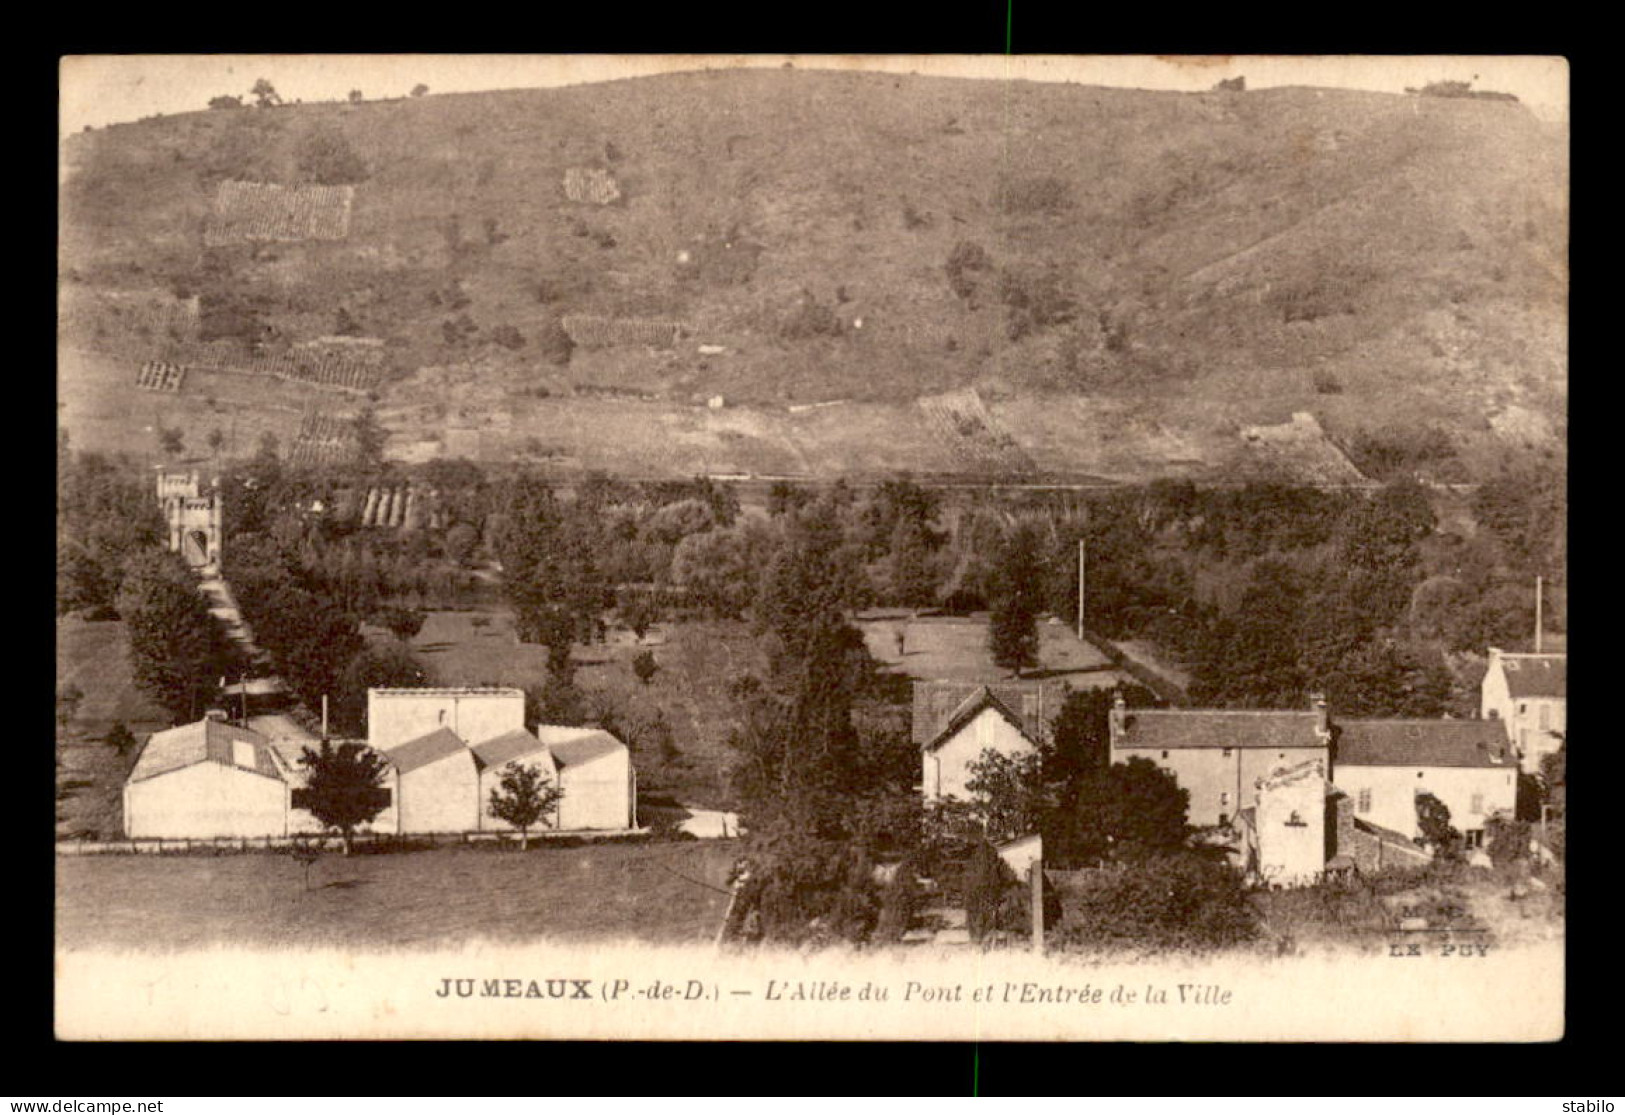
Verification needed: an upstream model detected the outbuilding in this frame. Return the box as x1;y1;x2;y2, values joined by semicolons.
123;714;291;839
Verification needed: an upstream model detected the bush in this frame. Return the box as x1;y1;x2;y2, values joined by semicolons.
945;241;991;300
964;839;1022;941
779;290;844;341
1057;853;1257;952
631;650;659;685
293;128;369;185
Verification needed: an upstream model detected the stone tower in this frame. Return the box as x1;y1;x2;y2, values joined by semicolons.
156;469;222;571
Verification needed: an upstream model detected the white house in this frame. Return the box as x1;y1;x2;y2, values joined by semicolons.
124;714;292;839
367;687;527;753
1480;648;1566;774
920;687;1041;804
1331;719;1517;847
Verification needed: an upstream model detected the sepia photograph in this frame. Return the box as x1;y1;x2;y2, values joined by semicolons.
54;53;1567;1042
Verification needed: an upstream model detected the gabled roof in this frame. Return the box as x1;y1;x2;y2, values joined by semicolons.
921;687;1038;753
471;728;549;769
1496;654;1566;700
1115;709;1326;751
1353;816;1421;847
127;718;285;785
540;726;627;767
1335;719;1511;769
911;678;1060;748
386;726;474;774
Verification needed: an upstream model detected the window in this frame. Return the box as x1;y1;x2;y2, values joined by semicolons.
1286;810;1306;827
1465;830;1484;849
1471;793;1484;815
1519;703;1527;715
1357;789;1372;813
1220;792;1230;808
1161;750;1169;759
1218;813;1229;827
1222;748;1232;758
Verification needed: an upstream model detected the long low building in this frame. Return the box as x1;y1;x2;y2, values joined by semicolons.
123;689;637;839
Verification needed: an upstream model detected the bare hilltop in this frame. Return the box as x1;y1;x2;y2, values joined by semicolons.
59;68;1567;484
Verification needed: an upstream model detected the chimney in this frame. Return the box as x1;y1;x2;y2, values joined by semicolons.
1108;693;1127;747
1310;691;1329;738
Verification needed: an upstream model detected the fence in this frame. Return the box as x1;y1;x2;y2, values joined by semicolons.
57;827;653;856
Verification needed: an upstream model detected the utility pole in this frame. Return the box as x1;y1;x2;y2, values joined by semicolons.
1076;536;1086;642
1534;575;1543;653
1029;859;1045;955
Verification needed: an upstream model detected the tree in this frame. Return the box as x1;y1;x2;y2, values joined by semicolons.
443;522;480;567
617;590;661;642
55;684;84;732
158;426;185;458
1415;791;1460;858
207;428;226;458
250;78;281;108
348;89;364;104
330;644;425;737
296;739;391;855
286;834;324;891
380;606;426;644
295;128;369;185
411;84;430;98
487;762;564;849
964;748;1047;845
632;650;660;686
105;722;138;757
117;551;237;721
209;94;245;110
988;524;1045;677
1051;757;1191;868
351;407;388;472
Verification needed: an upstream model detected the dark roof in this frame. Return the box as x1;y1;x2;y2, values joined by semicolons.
471;729;548;769
1335;719;1512;769
545;729;627;768
1115;709;1326;751
1497;654;1566;700
1353;816;1422;847
921;687;1039;753
128;718;285;784
386;727;473;774
911;678;1061;748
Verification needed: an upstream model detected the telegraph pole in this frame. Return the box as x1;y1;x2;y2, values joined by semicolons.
1076;536;1086;641
1535;575;1543;653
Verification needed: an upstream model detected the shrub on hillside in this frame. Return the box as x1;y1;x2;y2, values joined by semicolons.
294;128;369;186
945;240;991;301
778;289;844;341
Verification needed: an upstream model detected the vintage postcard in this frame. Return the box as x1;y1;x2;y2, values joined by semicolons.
56;54;1567;1041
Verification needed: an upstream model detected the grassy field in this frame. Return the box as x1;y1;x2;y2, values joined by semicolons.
857;610;1121;686
56;839;739;951
56;618;173;839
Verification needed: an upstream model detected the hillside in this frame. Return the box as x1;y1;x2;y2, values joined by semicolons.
58;69;1568;483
